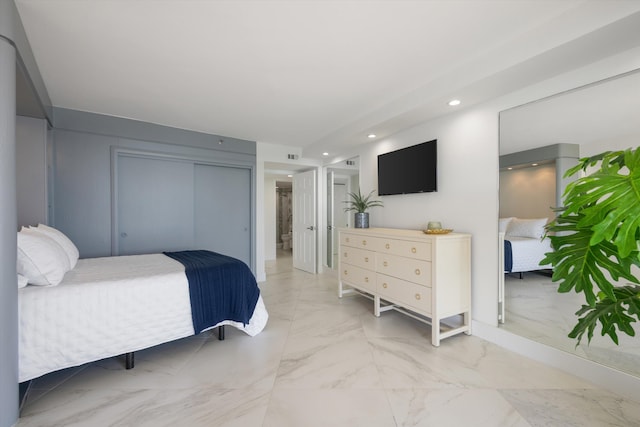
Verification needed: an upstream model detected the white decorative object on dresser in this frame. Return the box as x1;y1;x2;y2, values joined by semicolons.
339;227;471;346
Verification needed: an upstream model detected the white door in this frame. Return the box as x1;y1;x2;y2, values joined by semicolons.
293;169;317;273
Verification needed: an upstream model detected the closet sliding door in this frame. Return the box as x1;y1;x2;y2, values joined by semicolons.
116;154;195;255
115;152;253;268
194;163;251;267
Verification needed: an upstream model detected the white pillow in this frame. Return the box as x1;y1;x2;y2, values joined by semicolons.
17;274;28;289
506;217;548;239
499;217;514;233
31;224;79;269
17;228;71;286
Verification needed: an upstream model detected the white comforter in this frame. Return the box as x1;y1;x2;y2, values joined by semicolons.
508;236;553;273
18;254;268;382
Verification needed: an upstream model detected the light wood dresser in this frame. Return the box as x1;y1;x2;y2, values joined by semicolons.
339;227;471;346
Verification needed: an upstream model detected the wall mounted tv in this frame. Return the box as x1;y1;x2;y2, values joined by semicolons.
377;139;437;196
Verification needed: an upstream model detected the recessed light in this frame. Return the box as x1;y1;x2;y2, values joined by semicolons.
507;167;513;170
368;134;376;139
287;174;292;178
448;99;461;106
532;163;538;166
322;152;329;156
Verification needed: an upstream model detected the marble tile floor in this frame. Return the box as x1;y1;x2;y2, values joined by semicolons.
502;272;640;379
18;253;640;426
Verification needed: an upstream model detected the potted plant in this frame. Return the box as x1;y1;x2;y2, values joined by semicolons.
541;148;640;345
343;188;383;228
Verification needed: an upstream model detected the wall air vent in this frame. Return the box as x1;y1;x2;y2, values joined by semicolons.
287;154;299;160
346;160;355;166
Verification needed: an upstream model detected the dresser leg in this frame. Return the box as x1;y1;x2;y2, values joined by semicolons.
374;295;381;317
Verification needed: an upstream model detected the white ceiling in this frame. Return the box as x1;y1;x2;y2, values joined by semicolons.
14;1;640;160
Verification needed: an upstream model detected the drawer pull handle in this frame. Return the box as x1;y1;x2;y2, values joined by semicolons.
385;243;390;249
344;252;348;258
344;270;348;275
346;237;350;242
383;261;388;267
415;293;421;300
411;247;417;253
382;283;388;289
365;277;369;283
415;269;421;276
364;257;369;262
362;240;367;246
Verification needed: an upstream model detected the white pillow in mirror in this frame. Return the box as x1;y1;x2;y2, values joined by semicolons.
499;217;514;233
17;228;71;286
505;217;548;239
30;223;79;269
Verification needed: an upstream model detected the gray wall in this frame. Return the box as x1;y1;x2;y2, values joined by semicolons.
1;1;19;425
16;115;47;227
0;37;18;427
51;108;257;269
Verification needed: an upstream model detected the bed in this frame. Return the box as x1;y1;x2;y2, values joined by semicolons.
16;225;268;382
500;217;553;276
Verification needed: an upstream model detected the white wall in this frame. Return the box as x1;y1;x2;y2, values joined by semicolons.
356;108;501;325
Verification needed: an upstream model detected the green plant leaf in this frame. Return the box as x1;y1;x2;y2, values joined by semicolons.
543;147;640;347
343;188;383;213
568;285;640;346
542;212;639;305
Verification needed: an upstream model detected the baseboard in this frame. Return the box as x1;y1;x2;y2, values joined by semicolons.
472;320;640;402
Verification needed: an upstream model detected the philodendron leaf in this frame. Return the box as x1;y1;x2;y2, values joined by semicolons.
545;147;640;347
542;213;639;306
568;285;640;345
563;148;640;258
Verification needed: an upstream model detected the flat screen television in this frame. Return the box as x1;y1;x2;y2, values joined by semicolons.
377;139;437;196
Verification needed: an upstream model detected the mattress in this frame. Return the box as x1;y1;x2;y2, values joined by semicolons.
18;253;268;382
507;236;553;273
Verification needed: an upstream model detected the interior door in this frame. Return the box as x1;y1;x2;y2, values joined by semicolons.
293;169;317;273
194;163;252;267
326;170;334;268
117;154;194;255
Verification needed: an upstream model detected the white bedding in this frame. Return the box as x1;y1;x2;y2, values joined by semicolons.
507;236;553;273
18;253;268;382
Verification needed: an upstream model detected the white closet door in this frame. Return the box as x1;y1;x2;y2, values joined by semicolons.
117;155;194;255
194;163;251;267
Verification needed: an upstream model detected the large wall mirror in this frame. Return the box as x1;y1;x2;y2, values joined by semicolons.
499;69;640;378
324;157;359;269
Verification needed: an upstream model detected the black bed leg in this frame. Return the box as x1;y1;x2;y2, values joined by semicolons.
218;325;225;341
519;272;523;279
125;352;135;369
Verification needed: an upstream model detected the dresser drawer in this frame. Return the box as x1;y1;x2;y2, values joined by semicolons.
377;273;432;315
340;264;376;293
341;246;376;270
341;233;382;250
376;253;431;286
377;238;431;260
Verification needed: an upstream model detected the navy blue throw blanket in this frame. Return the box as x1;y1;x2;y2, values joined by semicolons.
164;250;260;334
504;240;513;273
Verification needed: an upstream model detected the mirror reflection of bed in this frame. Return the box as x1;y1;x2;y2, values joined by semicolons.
498;69;640;379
